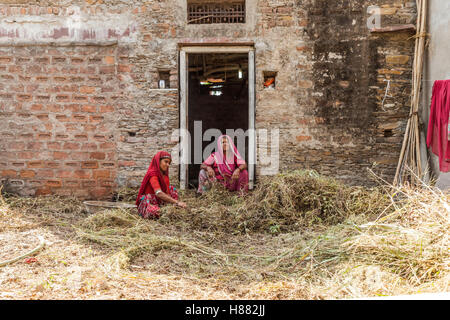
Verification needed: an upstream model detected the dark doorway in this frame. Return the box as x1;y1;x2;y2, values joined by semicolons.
187;53;249;189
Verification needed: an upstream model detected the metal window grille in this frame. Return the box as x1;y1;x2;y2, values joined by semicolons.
188;1;245;24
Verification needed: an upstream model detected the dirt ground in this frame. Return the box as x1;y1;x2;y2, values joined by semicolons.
1;173;448;300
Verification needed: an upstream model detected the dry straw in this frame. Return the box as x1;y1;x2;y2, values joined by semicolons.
1;169;448;297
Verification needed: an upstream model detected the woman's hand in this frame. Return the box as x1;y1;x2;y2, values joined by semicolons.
206;166;215;178
176;201;187;209
231;168;240;181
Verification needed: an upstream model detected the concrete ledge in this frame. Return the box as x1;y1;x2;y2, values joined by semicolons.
370;24;417;33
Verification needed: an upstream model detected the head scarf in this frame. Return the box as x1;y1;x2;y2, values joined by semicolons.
136;151;172;205
213;135;245;177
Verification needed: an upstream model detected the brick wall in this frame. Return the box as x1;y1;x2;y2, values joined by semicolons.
0;44;126;198
0;0;417;198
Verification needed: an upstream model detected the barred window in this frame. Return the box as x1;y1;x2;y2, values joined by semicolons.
187;1;245;24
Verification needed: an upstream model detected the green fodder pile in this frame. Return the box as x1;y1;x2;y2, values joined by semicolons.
160;170;392;234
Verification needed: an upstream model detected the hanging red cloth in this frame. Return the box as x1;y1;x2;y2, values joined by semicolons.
426;80;450;172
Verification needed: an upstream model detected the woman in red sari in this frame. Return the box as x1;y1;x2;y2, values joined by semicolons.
136;151;187;219
198;135;249;195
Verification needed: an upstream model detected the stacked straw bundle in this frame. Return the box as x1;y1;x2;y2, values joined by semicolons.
394;0;429;186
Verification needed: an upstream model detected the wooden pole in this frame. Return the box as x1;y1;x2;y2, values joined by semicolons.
394;0;428;186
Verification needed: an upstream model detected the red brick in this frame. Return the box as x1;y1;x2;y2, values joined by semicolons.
56;95;70;102
36;169;54;178
93;170;110;179
19;133;33;140
46;180;62;188
104;56;115;65
8;142;25;150
16;94;32;102
20;170;36;178
99;66;115;74
47;142;61;150
63;142;80;150
27;161;44;168
74;134;88;141
72;114;87;122
92;96;106;104
36;114;49;121
36;76;49;82
53;152;69;160
55;134;69;140
64;180;80;188
11;162;25;167
60;85;79;93
82;124;97;132
99;142;115;150
18;152;36;159
35;187;52;196
45;161;61;169
36;95;50;102
8;65;23;73
48;104;63;112
89;115;104;123
90;152;106;160
82;105;97;113
54;76;67;82
101;162;116;168
73;170;91;179
37;133;52;140
55;170;72;178
1;170;17;177
27;142;43;150
81;161;99;169
31;104;44;111
82;180;97;188
100;105;114;113
52;57;66;63
93;134;106;141
72;96;89;103
71;58;84;64
79;67;96;74
80;86;96;94
71;152;90;161
81;143;97;151
63;104;81;112
0;57;12;64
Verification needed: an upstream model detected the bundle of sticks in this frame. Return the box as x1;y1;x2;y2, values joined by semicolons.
393;0;428;186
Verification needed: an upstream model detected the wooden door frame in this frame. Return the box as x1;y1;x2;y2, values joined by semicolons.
178;45;256;190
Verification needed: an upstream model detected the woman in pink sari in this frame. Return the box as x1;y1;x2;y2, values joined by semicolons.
197;135;249;195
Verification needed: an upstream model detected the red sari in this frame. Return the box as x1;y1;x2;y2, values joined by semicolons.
136;151;178;219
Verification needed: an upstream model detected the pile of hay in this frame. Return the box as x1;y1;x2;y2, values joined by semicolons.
160;170;392;234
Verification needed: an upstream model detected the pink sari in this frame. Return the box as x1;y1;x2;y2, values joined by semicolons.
198;135;249;194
